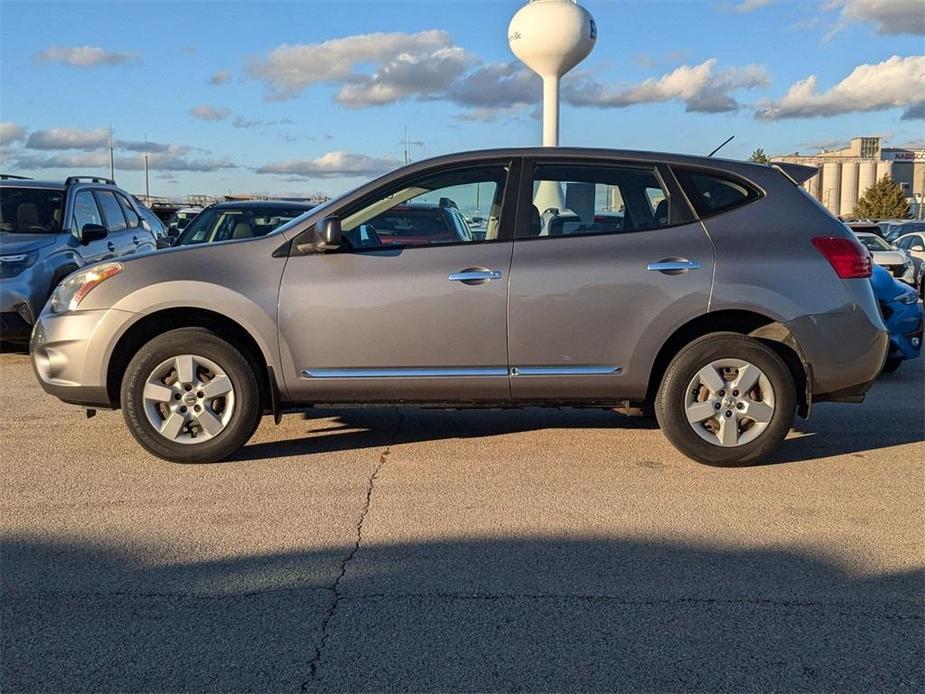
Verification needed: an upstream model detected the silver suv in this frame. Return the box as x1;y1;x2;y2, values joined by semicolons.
30;149;889;466
1;175;157;342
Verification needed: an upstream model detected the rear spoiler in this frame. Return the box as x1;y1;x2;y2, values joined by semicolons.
772;162;818;186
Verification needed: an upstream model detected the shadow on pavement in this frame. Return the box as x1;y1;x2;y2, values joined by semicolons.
2;534;922;691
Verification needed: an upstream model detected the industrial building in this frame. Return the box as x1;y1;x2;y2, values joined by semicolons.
772;137;925;219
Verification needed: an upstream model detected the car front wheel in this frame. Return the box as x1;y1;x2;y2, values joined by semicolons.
655;332;796;467
121;328;261;463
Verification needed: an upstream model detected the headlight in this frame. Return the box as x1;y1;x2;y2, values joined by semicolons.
49;262;122;313
0;251;39;279
894;287;918;305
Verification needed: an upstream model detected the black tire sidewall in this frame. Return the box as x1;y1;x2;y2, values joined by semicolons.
121;328;260;463
656;332;796;467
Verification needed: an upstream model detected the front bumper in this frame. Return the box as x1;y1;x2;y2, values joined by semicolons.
886;304;924;363
30;307;137;408
0;277;42;340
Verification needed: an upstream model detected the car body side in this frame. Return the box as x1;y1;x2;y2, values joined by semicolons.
30;148;888;415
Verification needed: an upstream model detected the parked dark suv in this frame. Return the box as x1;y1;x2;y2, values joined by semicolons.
1;175;156;342
30;149;888;466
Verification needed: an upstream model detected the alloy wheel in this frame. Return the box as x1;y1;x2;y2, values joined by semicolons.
142;354;236;444
684;358;776;447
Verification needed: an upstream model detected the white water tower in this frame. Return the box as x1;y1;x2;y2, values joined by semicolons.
508;0;597;147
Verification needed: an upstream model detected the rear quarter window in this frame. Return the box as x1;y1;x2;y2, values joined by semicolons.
673;168;761;218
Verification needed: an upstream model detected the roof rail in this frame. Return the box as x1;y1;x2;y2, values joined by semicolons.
0;174;32;180
65;175;116;186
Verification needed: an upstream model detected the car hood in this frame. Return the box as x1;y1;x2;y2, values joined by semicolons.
0;232;60;255
870;249;906;266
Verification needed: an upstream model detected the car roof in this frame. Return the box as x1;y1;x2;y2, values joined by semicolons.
207;200;315;211
0;179;65;190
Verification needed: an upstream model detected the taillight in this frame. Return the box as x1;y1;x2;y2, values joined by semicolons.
812;236;872;279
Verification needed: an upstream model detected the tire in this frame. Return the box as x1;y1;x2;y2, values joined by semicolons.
882;357;903;373
655;332;797;467
121;327;261;463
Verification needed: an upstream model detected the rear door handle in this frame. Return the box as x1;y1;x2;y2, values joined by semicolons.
647;258;701;275
448;268;503;285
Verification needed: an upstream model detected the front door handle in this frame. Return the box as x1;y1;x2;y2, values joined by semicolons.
107;242;116;252
647;258;701;275
448;267;503;285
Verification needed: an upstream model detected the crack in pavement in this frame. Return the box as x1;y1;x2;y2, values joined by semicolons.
300;412;404;691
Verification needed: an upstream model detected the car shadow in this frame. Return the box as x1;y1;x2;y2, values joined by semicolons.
2;533;921;691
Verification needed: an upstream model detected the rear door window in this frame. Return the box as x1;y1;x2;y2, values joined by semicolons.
94;191;128;232
673;169;760;218
116;193;141;229
517;163;687;239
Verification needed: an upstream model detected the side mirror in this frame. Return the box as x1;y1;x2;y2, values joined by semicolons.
311;216;342;252
167;227;180;238
81;223;108;244
157;236;176;249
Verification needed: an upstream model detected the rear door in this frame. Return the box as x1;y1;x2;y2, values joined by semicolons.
508;158;713;401
115;192;156;254
278;160;520;403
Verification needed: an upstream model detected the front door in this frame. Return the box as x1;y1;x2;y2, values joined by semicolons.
278;162;518;402
508;160;714;401
69;189;112;265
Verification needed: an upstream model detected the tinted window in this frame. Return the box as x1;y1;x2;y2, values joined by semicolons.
856;234;891;252
116;194;140;228
518;164;677;239
340;166;508;249
72;190;103;234
94;191;127;232
674;169;759;217
0;187;65;234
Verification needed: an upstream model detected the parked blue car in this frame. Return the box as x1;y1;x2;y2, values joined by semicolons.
871;264;923;372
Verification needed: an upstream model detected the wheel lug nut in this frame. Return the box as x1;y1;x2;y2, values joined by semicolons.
732;390;739;397
725;410;732;417
194;404;201;412
714;403;721;410
173;393;181;400
718;390;725;397
196;391;204;398
180;406;187;413
184;384;192;391
736;403;745;410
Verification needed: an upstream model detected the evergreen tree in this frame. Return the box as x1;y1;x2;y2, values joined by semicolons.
854;175;910;219
748;148;771;165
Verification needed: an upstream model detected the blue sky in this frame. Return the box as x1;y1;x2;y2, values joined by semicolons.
1;0;923;198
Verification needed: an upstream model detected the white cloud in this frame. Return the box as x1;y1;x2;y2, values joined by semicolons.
13;150;235;173
730;0;775;12
248;30;460;100
209;69;232;85
565;60;770;113
189;104;231;121
335;46;472;108
35;45;140;68
0;123;26;146
755;55;925;119
26;128;109;150
828;0;925;36
256;151;400;178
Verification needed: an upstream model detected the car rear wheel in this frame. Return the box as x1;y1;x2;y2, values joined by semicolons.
655;332;796;467
121;328;261;463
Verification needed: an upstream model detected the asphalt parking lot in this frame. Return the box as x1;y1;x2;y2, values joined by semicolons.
1;349;923;691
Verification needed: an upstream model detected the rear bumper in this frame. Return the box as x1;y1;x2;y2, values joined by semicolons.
785;306;889;401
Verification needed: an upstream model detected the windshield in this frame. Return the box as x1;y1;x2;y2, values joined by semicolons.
857;235;891;252
177;206;312;245
0;187;65;234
